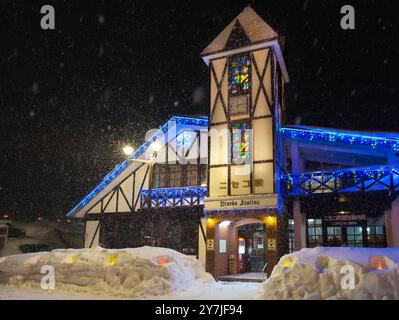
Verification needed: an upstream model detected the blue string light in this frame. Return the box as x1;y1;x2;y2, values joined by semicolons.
283;165;399;195
280;127;399;152
141;186;207;207
67;116;208;217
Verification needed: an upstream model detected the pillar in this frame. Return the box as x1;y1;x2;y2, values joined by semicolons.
389;197;399;247
293;198;307;251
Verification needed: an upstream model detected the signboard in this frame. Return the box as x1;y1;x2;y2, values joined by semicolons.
324;214;366;226
207;239;214;251
205;194;277;211
267;238;276;251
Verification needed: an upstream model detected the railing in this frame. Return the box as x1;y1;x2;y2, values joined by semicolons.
282;165;399;196
140;186;207;208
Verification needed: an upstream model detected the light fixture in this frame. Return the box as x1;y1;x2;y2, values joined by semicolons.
219;220;231;227
150;141;162;152
123;145;134;156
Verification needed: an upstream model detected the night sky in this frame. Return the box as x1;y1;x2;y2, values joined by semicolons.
0;0;398;221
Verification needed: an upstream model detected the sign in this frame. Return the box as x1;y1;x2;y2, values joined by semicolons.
205;194;278;211
267;238;276;251
207;239;214;251
324;214;366;227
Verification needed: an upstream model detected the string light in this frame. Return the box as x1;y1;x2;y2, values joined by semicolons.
67;116;208;217
141;186;207;208
280;127;399;152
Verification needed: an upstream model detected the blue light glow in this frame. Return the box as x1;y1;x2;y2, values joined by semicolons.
176;132;193;147
67;116;208;217
283;165;399;195
281;127;399;152
141;186;207;207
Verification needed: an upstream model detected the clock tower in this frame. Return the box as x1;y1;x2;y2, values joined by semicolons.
200;6;289;277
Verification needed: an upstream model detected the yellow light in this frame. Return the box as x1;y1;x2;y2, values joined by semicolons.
282;259;292;267
265;215;277;227
123;145;134;156
207;218;214;225
107;255;118;265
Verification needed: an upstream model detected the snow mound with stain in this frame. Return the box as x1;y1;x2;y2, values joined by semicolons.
261;247;399;300
0;246;213;298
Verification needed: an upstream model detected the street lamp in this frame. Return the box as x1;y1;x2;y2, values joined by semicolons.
123;145;134;157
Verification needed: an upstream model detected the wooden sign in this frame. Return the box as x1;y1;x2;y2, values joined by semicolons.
207;239;214;250
267;238;276;251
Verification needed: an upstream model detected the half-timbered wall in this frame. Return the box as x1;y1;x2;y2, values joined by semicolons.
208;47;280;199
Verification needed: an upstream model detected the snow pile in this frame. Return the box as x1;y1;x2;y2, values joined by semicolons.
0;246;213;298
261;247;399;300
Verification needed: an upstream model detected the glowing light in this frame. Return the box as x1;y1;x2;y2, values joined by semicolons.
207;218;214;225
123;145;134;156
282;259;292;267
106;255;118;266
281;127;399;152
377;262;384;271
67;255;78;264
66;116;208;217
140;186;207;208
219;220;231;227
266;216;277;227
150;141;162;152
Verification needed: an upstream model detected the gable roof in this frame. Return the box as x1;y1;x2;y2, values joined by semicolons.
201;6;279;56
67;116;208;218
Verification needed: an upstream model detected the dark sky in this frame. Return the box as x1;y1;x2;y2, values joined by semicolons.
0;0;398;221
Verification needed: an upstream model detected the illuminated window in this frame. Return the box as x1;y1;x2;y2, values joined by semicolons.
229;55;251;96
231;122;251;164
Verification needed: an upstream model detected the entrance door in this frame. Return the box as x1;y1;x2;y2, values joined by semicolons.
237;224;265;273
346;226;363;247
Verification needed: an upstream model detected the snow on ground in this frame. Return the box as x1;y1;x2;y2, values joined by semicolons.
0;246;262;300
260;247;399;300
3;246;398;300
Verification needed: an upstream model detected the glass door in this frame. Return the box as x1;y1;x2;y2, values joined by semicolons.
346;226;363;247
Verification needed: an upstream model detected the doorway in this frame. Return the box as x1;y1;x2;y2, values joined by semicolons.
237;223;266;273
326;225;364;247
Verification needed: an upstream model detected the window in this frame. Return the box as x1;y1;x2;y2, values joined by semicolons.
327;226;343;246
152;164;204;189
229;55;251;96
367;217;385;247
288;219;295;253
169;165;182;187
186;165;198;186
231;122;251;164
307;219;323;248
346;226;363;247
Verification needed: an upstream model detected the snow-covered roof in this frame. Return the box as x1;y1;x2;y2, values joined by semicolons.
67;116;208;218
201;6;278;56
281;125;399;152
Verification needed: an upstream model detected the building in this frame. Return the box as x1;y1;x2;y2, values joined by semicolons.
67;6;399;278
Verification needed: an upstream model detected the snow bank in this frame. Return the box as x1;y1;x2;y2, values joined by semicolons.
0;246;213;298
261;247;399;300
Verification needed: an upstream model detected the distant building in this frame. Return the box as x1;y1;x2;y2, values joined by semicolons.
67;6;399;278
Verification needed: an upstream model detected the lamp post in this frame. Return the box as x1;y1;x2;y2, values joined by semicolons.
124;141;162;208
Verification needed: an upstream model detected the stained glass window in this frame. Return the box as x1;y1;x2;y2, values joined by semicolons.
229;55;251;96
231;122;251;164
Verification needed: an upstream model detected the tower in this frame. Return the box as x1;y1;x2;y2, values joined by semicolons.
201;6;289;277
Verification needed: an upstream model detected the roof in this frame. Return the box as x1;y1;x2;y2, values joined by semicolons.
201;6;278;56
67;116;209;218
281;125;399;152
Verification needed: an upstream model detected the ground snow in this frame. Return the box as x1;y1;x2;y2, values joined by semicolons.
0;246;214;299
260;247;399;300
